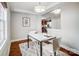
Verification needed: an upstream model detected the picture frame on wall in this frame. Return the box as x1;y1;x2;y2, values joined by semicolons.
22;17;30;27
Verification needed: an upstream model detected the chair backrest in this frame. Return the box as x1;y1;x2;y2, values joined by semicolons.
53;38;60;51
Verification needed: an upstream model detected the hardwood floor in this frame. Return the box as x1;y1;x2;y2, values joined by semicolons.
9;39;79;56
9;40;27;56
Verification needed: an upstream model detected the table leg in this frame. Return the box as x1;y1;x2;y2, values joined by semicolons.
40;42;42;56
27;35;29;48
54;51;56;56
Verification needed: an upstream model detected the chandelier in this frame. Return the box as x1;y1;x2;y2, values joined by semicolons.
34;2;45;13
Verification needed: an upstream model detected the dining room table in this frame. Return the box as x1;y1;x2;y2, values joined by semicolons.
27;31;56;56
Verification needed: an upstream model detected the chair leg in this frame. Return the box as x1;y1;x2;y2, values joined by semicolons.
34;41;39;56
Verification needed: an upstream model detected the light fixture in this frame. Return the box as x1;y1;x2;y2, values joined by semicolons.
51;9;61;14
34;2;45;13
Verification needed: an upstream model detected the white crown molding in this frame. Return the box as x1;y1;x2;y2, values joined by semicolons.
11;8;37;15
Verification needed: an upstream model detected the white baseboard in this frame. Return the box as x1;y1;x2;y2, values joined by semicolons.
11;38;27;43
60;44;79;55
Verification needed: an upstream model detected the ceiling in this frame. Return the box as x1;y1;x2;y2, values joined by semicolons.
9;2;60;15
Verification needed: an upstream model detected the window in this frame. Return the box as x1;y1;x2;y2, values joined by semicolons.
0;3;7;45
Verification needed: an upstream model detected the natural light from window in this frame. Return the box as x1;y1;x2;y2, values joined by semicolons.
0;3;7;49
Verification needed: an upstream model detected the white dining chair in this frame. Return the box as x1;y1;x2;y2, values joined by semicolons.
53;37;60;56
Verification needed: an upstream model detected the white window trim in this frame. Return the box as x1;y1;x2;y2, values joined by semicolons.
0;3;7;50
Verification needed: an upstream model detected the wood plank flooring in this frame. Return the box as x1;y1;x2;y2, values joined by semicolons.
9;40;27;56
9;39;79;56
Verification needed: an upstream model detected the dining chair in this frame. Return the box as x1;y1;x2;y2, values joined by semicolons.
53;37;60;56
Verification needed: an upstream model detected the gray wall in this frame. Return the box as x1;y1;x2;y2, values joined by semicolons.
11;12;42;40
61;3;79;51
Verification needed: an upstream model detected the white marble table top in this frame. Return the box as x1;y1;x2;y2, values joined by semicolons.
28;31;55;42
